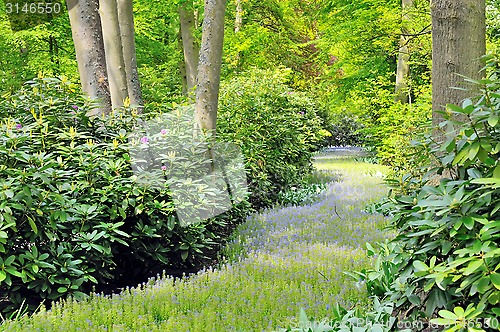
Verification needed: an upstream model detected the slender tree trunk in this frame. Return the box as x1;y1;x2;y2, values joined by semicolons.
178;28;189;95
179;59;188;95
66;0;111;115
117;0;143;110
395;0;412;103
179;2;200;95
431;0;486;129
99;0;129;109
194;0;227;133
235;0;243;33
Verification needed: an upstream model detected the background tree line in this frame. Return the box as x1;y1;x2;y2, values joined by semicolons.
1;0;498;144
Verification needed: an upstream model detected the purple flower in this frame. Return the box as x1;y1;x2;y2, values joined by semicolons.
15;124;22;130
299;111;305;115
72;105;78;110
140;136;149;144
161;165;167;171
160;129;167;135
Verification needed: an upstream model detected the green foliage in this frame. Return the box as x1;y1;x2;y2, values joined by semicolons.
0;77;240;317
324;114;364;147
277;183;326;207
223;0;318;83
352;75;432;168
0;155;388;331
373;98;432;169
281;298;398;332
367;55;500;328
0;1;78;92
217;68;325;208
487;0;500;43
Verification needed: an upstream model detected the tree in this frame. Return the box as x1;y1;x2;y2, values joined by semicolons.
118;0;144;109
99;0;129;109
395;0;413;103
235;0;243;32
194;0;227;133
179;0;200;95
66;0;112;114
67;0;143;113
431;0;486;128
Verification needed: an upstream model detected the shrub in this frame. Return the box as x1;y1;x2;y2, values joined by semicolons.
218;67;325;208
369;54;500;329
276;183;327;207
0;77;244;317
325;113;365;147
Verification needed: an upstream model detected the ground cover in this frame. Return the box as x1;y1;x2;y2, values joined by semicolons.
0;151;391;332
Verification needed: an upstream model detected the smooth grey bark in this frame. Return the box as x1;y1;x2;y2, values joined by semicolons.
235;0;243;33
194;0;227;133
66;0;111;115
179;2;200;94
431;0;486;128
395;0;413;103
117;0;143;110
99;0;129;109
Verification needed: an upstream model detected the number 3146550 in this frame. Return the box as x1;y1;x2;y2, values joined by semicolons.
5;2;62;15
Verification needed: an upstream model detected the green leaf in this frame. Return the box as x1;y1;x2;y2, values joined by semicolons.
454;148;469;165
477;276;491;293
490;273;500;290
112;229;130;238
27;216;38;234
438;309;458;320
488;114;499;127
463;259;483;276
299;308;309;325
461;216;474;230
468;142;481;160
494;164;500;179
471;178;500;186
5;266;22;278
57;287;68;293
453;306;465;317
413;260;429;272
4;255;15;265
488;291;500;304
0;270;6;282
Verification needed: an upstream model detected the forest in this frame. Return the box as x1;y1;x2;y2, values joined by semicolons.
0;0;500;331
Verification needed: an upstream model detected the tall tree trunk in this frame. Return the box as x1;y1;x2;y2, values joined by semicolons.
66;0;111;115
395;0;413;103
194;0;227;133
99;0;129;109
235;0;243;33
431;0;486;130
179;2;200;95
178;28;188;95
117;0;143;110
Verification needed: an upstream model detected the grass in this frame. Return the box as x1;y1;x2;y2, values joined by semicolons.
0;152;390;332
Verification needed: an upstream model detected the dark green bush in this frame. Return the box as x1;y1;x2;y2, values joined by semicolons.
325;113;365;147
369;54;500;329
0;77;243;317
218;68;325;208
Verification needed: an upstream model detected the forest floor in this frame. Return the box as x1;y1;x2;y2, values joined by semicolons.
0;150;392;332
